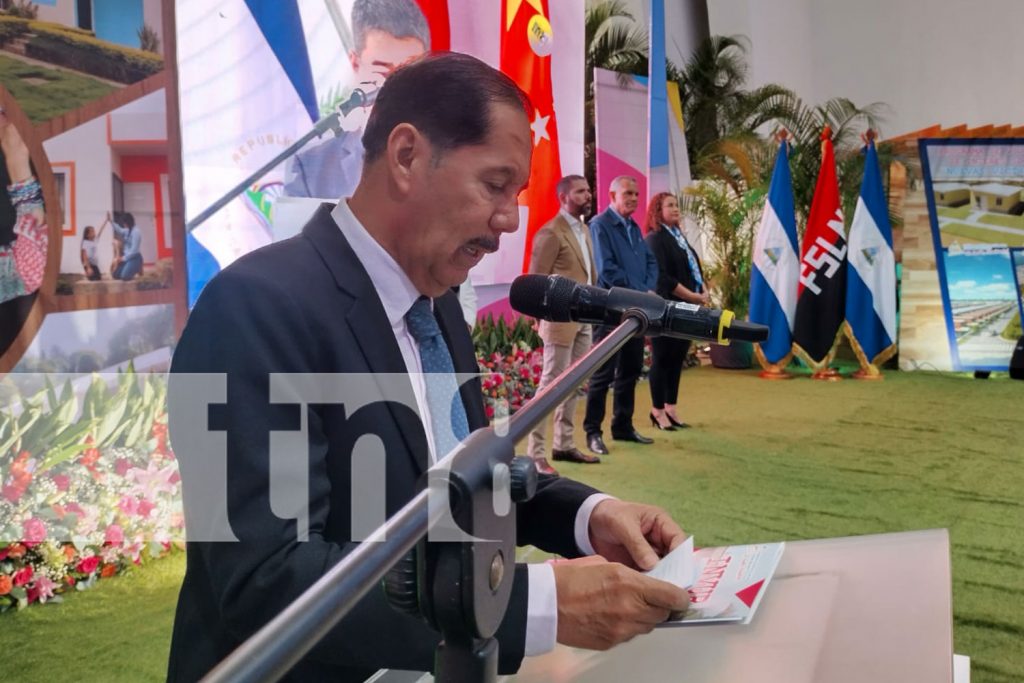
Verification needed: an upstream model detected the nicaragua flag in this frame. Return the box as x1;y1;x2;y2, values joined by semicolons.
844;137;897;366
749;139;800;364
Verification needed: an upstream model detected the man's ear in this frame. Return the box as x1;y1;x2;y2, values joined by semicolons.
349;50;360;73
385;123;423;195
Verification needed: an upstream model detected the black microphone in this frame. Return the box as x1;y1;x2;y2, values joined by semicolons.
509;274;769;345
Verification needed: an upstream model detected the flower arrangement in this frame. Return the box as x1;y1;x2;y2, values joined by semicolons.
0;368;181;611
474;314;544;419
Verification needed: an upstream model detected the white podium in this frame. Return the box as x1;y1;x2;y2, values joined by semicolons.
372;529;953;683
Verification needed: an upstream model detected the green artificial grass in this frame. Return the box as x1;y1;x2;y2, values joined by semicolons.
0;53;117;124
2;368;1021;682
0;552;184;681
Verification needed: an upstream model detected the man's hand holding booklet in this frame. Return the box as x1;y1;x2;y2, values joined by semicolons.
645;538;786;626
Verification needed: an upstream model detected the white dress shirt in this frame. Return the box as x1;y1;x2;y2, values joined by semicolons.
559;208;592;284
331;200;611;656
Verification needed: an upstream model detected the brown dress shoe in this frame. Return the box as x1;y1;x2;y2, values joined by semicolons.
552;447;601;464
533;457;560;476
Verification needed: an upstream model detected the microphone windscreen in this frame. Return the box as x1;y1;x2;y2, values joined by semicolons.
509;274;576;322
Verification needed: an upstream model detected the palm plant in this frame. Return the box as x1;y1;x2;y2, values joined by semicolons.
680;180;765;318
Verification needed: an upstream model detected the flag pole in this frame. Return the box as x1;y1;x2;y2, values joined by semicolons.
799;125;844;381
757;129;795;379
847;128;889;381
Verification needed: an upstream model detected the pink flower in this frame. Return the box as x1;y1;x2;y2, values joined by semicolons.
114;458;131;477
105;524;124;546
50;474;70;492
0;547;7;561
117;495;139;516
137;499;155;518
75;555;100;574
27;575;58;604
13;566;33;586
21;518;47;548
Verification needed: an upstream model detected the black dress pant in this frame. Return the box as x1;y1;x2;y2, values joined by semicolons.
583;324;645;437
649;336;691;409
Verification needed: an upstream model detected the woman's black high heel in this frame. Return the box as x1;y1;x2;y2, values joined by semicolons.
665;413;691;429
649;411;677;431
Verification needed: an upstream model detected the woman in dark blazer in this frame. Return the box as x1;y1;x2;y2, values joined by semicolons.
643;192;708;430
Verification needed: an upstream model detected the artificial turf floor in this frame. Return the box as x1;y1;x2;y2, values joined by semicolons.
2;367;1021;682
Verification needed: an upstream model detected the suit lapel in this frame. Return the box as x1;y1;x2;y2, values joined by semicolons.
554;214;595;284
302;205;429;474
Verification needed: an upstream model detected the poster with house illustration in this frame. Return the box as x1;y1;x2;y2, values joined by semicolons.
0;0;185;374
922;139;1024;371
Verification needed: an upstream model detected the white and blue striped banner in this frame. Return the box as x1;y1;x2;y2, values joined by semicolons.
845;140;897;366
749;140;799;365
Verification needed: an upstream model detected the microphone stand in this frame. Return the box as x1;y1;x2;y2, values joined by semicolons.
185;89;374;234
198;313;649;683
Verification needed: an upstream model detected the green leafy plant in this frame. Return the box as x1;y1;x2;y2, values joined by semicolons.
681;182;765;318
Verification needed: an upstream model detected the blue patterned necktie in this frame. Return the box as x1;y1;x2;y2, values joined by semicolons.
405;297;470;460
668;225;704;293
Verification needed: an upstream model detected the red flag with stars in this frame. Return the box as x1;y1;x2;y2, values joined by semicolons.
501;0;563;271
412;0;449;51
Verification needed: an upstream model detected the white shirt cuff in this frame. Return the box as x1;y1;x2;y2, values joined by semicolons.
574;493;616;556
525;563;558;656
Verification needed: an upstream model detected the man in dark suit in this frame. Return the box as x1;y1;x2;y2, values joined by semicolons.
168;54;689;682
583;176;659;455
526;174;600;474
284;0;430;199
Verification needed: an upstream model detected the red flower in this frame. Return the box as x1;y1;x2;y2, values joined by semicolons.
114;458;131;477
50;473;70;492
100;564;117;578
75;556;101;575
12;566;33;587
485;405;495;419
80;448;101;468
65;575;76;586
1;484;23;503
21;517;47;548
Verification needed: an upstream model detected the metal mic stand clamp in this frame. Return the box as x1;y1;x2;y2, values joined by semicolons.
417;430;538;683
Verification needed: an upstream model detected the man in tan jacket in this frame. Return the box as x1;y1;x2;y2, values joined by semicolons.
526;175;601;474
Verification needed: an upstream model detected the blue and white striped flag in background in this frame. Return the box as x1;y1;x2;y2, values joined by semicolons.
749;139;800;365
845;138;897;367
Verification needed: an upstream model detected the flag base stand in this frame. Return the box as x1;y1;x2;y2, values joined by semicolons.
852;368;884;380
811;368;843;381
759;367;793;380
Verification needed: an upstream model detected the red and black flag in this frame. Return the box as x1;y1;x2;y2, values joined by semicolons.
792;126;847;371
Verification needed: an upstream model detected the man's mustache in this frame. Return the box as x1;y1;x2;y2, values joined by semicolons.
466;236;499;253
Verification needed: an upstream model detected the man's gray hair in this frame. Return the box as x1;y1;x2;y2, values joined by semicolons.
352;0;431;54
609;175;637;193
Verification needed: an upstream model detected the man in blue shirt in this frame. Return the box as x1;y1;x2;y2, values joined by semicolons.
583;176;658;455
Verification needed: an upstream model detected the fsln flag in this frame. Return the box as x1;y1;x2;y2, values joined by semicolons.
750;137;800;366
793;126;847;370
844;133;897;368
501;0;563;272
